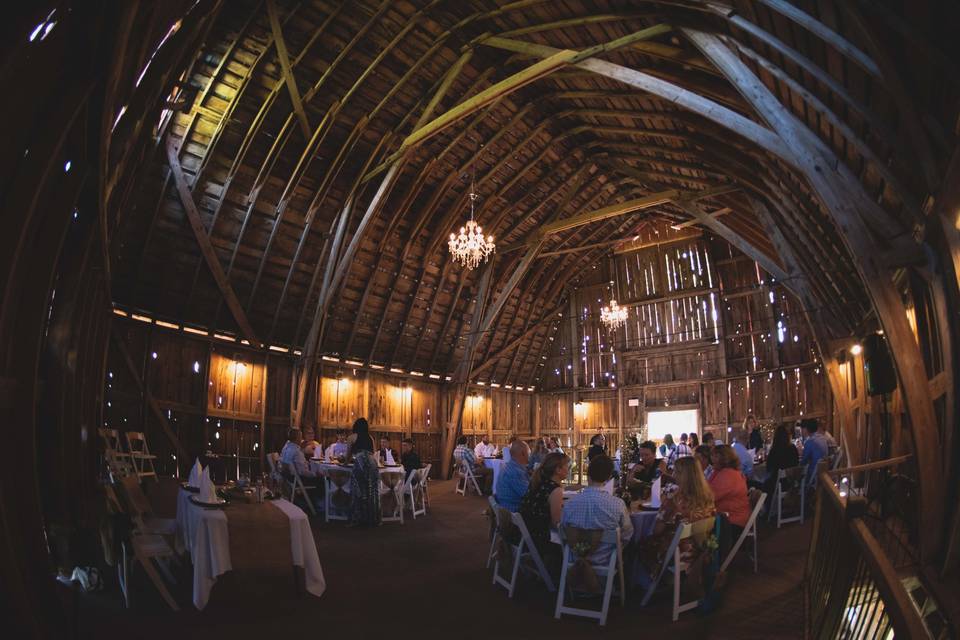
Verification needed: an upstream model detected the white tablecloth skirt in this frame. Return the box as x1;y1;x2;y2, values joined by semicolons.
176;490;326;609
484;458;505;494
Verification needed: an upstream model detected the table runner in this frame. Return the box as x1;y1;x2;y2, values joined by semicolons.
226;501;293;571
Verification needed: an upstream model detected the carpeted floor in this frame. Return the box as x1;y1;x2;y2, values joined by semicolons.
76;479;808;639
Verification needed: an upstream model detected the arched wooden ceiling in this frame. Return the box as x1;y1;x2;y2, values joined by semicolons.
109;0;959;390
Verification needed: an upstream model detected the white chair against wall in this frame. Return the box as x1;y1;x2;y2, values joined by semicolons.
554;527;624;626
770;464;808;527
281;461;318;517
125;431;158;481
491;507;556;598
455;460;483;497
99;427;134;477
324;468;352;523
720;490;767;574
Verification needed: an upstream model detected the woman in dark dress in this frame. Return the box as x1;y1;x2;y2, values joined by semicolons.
519;452;569;552
348;417;381;526
763;424;800;497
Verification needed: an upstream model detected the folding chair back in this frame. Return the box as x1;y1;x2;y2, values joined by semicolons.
555;526;624;626
720;490;767;573
420;463;432;506
406;468;428;519
323;467;352;522
100;428;133;477
125;431;158;480
281;461;317;516
774;464;808;527
115;476;176;537
668;516;718;621
455;460;482;496
380;470;405;524
511;512;555;592
486;496;499;568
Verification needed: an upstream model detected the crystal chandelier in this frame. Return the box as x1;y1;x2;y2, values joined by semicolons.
449;164;495;269
600;281;628;330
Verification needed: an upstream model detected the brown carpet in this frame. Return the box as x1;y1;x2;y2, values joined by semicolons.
78;479;808;639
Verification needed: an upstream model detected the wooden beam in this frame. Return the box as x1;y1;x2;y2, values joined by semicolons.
266;0;311;137
686;28;943;562
112;332;189;461
164;138;259;346
470;303;565;378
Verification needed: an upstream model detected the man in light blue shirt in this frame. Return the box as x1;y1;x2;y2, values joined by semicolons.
495;441;530;511
731;431;754;479
800;418;829;482
561;455;633;565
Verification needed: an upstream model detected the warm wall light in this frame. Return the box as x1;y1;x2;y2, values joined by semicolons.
850;344;862;356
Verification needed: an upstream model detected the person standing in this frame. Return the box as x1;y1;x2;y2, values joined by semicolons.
348;418;380;527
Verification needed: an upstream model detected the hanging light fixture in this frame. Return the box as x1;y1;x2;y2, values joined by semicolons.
600;280;628;331
448;142;495;269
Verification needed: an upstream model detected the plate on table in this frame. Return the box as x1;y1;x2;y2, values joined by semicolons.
180;482;200;493
189;495;227;508
639;500;659;511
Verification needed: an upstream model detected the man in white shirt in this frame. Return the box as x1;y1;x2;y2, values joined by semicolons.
324;430;349;460
474;436;496;459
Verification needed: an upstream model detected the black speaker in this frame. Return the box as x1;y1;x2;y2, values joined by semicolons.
863;333;897;396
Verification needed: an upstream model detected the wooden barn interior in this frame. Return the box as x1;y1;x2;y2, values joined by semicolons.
2;1;960;637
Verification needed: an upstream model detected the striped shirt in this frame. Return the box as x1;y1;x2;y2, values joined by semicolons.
454;444;476;468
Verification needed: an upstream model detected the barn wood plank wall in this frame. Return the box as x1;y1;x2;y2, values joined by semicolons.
538;233;831;450
103;313;539;477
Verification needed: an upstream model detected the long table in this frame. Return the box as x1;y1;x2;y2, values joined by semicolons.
176;489;326;609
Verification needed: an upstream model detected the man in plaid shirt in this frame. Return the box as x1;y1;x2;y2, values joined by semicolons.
454;435;493;494
561;455;632;564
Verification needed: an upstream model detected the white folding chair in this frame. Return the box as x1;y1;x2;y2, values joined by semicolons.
116;475;177;537
486;497;499;569
420;463;432;507
99;428;134;477
455;461;483;496
720;490;767;574
125;431;158;481
667;516;718;621
555;527;624;626
380;471;405;524
323;468;352;522
405;468;428;519
491;507;556;598
771;464;808;527
119;532;180;611
281;461;318;517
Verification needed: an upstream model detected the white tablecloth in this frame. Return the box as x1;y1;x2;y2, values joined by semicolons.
176;490;326;610
309;461;404;477
484;458;505;494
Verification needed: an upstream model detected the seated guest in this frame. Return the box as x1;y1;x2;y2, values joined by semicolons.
631;440;667;483
561;455;633;564
496;441;531;511
688;432;700;448
746;413;764;451
675;433;693;459
709;445;751;534
325;430;349;460
302;439;321;460
702;430;715;449
763;424;800;497
474;436;497;460
731;430;754;479
519;452;569;552
547;437;564;454
502;435;518;463
281;428;319;484
379;436;398;464
454;435;493;494
640;456;716;573
694;445;715;480
800;418;830;481
528;438;548;471
400;438;421;481
587;434;606;462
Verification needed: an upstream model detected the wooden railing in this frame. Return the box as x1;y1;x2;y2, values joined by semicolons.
805;456;929;639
